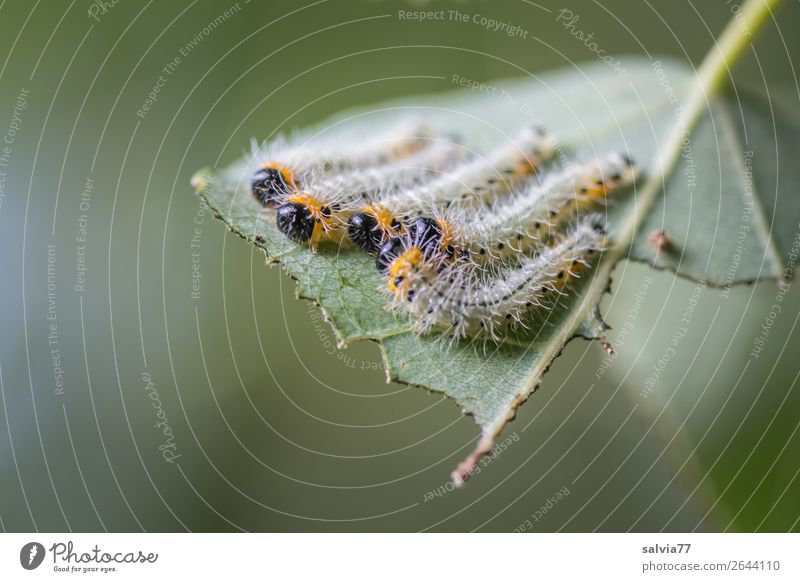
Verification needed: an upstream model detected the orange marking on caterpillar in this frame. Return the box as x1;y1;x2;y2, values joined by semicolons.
388;247;422;294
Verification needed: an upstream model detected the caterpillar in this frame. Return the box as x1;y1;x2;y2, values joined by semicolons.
346;126;557;254
273;138;463;249
374;152;634;273
440;152;635;264
377;216;607;340
251;118;435;207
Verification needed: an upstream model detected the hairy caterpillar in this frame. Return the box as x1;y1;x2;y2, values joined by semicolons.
273;138;463;248
375;152;634;274
440;152;635;264
251;118;435;207
377;217;607;340
346;126;557;254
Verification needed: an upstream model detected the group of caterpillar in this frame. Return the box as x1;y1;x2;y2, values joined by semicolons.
250;118;637;340
274;138;463;248
347;125;556;253
377;217;607;340
391;152;636;267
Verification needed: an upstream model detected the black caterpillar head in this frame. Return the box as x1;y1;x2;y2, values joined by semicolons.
348;212;382;254
276;202;315;242
376;237;404;274
251;166;292;206
590;219;607;236
407;217;442;255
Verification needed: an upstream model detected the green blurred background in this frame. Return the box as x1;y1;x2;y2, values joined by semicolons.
0;0;798;532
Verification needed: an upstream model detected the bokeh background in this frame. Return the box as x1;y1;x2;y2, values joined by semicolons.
0;0;798;532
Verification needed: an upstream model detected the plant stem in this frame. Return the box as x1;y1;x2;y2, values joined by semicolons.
699;0;784;98
615;0;783;257
459;0;785;486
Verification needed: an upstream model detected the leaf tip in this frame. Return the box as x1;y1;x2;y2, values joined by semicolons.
450;431;499;487
191;168;214;191
450;460;473;488
599;335;615;357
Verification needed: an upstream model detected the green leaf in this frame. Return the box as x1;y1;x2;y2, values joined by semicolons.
630;91;788;284
193;41;795;483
